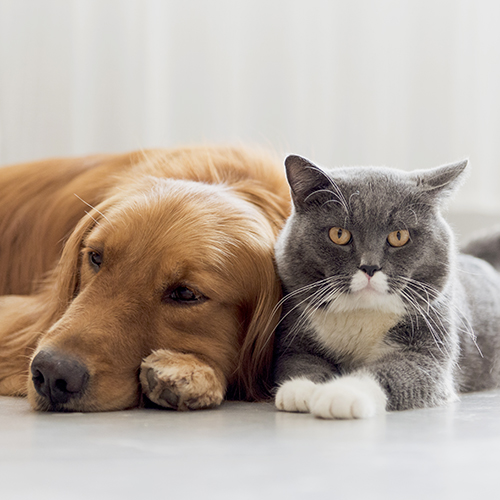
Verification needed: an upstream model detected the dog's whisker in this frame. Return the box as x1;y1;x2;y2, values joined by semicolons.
84;211;100;227
73;193;111;224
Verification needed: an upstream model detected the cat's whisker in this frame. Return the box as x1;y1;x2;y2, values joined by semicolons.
457;313;482;356
322;199;348;210
326;177;350;214
286;284;346;340
408;207;419;225
392;277;443;313
407;307;416;345
393;275;442;296
392;275;480;355
409;303;452;358
268;275;341;325
302;164;351;214
256;279;334;357
398;288;449;357
394;280;442;318
305;187;349;214
455;265;484;277
262;276;350;355
282;280;350;350
418;289;478;356
348;191;360;212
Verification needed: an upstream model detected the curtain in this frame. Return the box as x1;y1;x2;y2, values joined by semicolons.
1;0;500;215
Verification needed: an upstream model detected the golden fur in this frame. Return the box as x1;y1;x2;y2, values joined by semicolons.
0;146;290;411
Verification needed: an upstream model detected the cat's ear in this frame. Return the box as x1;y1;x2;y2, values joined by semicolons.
284;155;332;207
413;159;469;201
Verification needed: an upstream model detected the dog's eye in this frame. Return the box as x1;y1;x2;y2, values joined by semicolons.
164;286;205;305
171;286;197;302
88;251;102;270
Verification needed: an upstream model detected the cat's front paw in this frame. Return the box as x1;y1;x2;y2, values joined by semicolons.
275;378;318;413
140;350;225;411
310;373;387;419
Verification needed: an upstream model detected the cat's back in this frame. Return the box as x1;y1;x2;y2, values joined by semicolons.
455;252;500;391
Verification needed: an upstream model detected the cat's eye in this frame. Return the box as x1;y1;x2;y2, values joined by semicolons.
387;229;410;247
329;227;352;246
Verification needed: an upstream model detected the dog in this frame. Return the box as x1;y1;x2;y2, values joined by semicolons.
0;146;290;411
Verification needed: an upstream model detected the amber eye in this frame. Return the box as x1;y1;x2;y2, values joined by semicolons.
387;229;410;247
329;227;352;245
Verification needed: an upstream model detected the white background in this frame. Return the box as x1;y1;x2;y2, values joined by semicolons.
1;0;500;215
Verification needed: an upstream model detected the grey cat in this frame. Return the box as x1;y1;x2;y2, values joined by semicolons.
273;154;500;419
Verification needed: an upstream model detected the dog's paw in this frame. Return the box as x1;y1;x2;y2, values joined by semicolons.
140;350;225;411
275;378;318;413
310;373;387;419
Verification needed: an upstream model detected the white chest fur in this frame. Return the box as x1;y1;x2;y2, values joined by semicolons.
307;270;406;366
308;307;402;366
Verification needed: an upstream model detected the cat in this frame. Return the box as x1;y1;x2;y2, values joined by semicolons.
272;154;500;419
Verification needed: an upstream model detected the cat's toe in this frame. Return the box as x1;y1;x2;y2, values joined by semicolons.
275;378;317;413
311;385;374;419
310;373;387;419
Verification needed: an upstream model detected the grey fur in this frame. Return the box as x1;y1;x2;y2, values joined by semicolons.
273;155;500;411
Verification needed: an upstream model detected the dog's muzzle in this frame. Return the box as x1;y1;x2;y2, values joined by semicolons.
31;349;89;408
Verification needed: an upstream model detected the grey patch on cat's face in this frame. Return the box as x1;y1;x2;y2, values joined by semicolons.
276;155;468;309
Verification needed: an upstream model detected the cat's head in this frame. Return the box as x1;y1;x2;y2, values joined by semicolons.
275;155;468;315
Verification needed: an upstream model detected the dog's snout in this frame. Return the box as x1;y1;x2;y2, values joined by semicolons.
31;350;89;406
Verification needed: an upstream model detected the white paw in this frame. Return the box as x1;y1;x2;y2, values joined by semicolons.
275;378;318;413
310;373;387;419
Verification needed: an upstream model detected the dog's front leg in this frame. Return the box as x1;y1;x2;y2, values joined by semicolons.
140;350;226;410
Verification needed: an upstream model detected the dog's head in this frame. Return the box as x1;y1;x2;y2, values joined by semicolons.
27;176;284;411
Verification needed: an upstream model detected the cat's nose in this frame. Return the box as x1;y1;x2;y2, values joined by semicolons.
360;265;380;277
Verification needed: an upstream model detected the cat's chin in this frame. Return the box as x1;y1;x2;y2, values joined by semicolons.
328;288;405;315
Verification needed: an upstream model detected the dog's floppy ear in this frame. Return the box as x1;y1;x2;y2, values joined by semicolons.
48;198;114;311
232;248;282;401
227;180;289;401
0;199;116;395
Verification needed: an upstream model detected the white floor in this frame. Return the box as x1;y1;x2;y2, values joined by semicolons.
2;390;500;500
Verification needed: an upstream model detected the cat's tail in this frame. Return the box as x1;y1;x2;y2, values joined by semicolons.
461;225;500;271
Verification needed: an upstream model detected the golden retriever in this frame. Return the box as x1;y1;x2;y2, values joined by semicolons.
0;146;290;411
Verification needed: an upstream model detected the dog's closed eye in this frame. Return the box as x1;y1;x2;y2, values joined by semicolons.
162;285;207;306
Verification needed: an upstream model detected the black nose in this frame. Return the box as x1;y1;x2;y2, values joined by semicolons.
31;350;89;406
360;265;380;277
